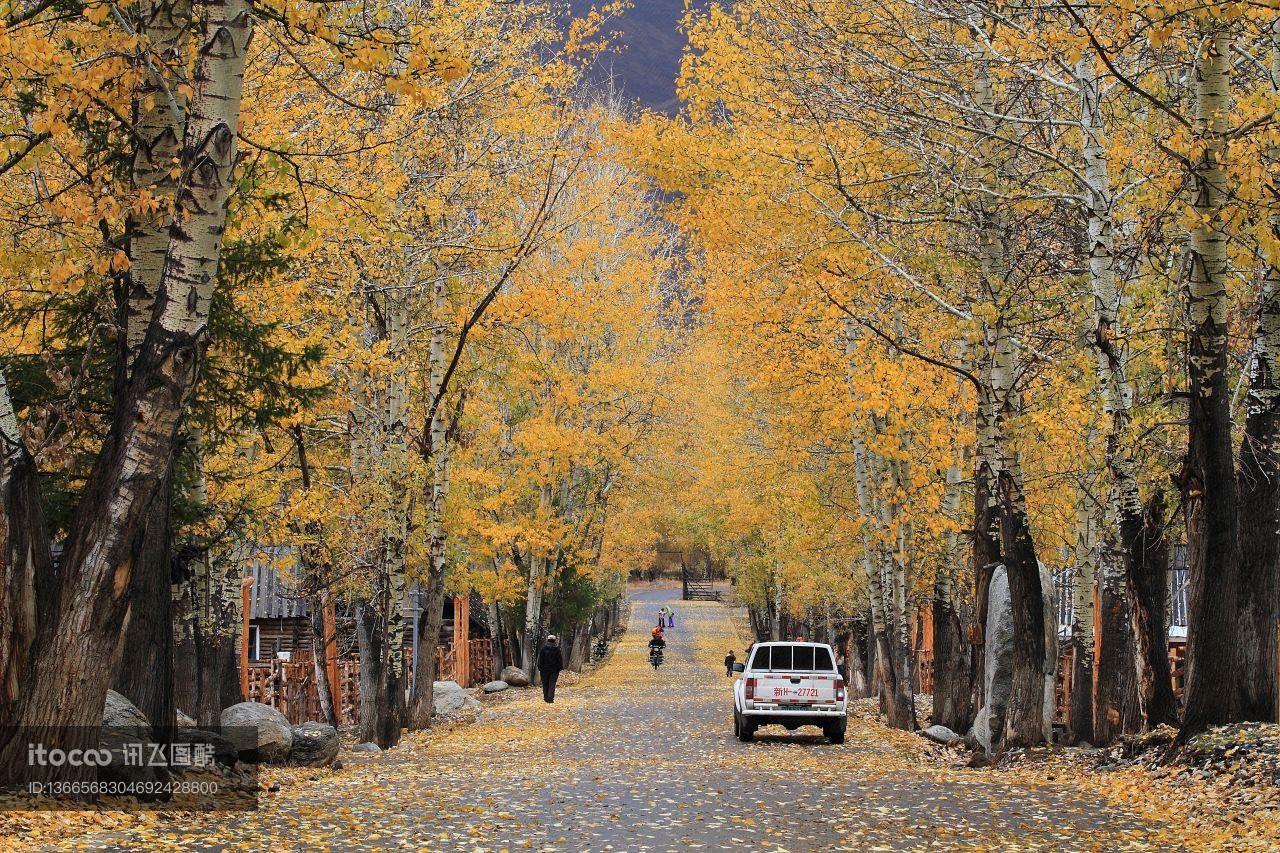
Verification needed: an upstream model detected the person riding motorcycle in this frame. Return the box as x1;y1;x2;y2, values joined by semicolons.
648;630;666;668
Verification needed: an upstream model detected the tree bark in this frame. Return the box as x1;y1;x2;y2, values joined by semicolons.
355;590;404;748
1179;23;1241;737
1131;490;1177;728
172;549;243;726
1068;491;1097;745
0;372;54;731
1235;28;1280;723
1075;48;1144;744
933;466;972;731
111;460;174;731
309;598;337;727
109;0;192;738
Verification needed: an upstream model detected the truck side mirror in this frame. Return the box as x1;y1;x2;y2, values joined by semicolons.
732;662;745;673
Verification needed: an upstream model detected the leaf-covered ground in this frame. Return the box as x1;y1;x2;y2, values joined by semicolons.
7;588;1279;850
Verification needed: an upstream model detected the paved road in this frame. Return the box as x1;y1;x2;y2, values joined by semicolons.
58;588;1167;851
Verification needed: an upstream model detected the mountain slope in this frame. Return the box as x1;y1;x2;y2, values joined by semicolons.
568;0;703;114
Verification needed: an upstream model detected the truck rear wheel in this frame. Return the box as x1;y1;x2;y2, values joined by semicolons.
735;711;756;742
824;716;847;744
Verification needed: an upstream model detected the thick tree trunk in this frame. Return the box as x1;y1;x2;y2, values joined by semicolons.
0;0;251;783
999;469;1049;748
1076;48;1144;744
111;462;174;732
409;269;455;726
932;592;970;730
933;466;972;730
109;0;192;741
1095;545;1142;741
356;593;404;748
1236;35;1280;722
309;598;337;727
1068;493;1098;745
172;551;243;726
1179;24;1240;737
847;623;869;699
409;569;447;726
1131;491;1177;727
0;373;55;730
970;397;1002;718
1238;306;1280;721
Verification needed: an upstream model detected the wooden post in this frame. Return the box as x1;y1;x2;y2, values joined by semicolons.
323;593;341;720
1274;621;1280;723
453;595;471;687
240;575;254;700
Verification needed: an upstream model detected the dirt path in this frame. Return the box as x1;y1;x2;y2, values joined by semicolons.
51;588;1170;851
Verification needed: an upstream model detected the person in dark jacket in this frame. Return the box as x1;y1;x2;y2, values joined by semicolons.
725;650;737;677
537;635;564;703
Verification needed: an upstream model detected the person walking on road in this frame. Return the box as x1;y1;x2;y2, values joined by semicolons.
538;634;564;703
667;608;676;629
657;608;666;629
725;650;736;676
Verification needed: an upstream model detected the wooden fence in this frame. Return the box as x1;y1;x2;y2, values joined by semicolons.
914;642;1187;729
246;639;494;726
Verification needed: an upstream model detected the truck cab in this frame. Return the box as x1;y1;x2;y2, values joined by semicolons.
732;642;848;744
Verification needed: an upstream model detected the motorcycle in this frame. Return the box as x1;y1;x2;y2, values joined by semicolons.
593;637;608;662
649;647;664;669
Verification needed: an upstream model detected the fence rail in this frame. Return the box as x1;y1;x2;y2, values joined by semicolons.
247;639;494;726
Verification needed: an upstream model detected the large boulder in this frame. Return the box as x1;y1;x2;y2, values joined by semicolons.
289;722;339;767
482;680;509;693
971;567;1015;753
970;562;1058;754
351;742;381;753
103;690;151;736
175;727;239;769
500;666;531;688
432;681;467;716
99;691;155;784
175;709;198;728
220;701;292;764
920;724;962;746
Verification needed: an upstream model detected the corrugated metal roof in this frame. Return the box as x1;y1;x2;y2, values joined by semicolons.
246;549;309;620
244;549;427;620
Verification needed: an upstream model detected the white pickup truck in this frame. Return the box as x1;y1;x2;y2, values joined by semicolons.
732;642;847;743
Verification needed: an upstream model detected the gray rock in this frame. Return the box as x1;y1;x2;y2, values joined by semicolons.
1040;561;1059;740
175;708;198;728
99;691;156;784
175;727;239;768
482;680;509;693
920;724;961;746
971;566;1014;754
103;690;151;736
433;680;467;715
970;562;1059;754
500;666;531;687
351;742;381;753
220;701;293;764
289;722;340;767
461;695;481;711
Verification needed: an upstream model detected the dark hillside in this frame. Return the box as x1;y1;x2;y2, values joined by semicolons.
568;0;705;114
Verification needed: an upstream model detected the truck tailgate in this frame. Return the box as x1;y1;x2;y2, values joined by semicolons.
754;673;839;707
